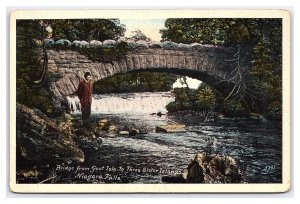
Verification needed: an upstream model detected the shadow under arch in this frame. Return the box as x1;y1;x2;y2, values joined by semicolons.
93;67;235;96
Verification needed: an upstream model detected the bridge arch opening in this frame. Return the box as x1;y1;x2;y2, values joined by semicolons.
91;68;234;96
67;69;233;115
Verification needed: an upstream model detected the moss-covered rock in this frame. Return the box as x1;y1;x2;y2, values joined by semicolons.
186;152;245;183
16;103;85;164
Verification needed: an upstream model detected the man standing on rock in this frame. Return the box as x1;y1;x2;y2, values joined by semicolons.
77;71;93;126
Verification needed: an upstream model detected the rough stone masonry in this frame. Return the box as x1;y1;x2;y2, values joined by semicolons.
44;39;236;108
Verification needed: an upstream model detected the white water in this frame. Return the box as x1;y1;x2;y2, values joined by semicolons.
64;92;281;183
67;92;175;114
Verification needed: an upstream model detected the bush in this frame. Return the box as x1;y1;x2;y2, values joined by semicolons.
221;101;249;118
195;85;216;121
166;101;189;112
195;85;216;110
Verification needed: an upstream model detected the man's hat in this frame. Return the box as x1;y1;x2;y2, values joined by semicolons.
84;72;91;79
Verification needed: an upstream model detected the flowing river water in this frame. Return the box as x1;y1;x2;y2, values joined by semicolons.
66;92;282;184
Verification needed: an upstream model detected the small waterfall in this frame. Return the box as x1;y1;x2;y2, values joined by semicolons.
66;96;81;114
67;92;175;114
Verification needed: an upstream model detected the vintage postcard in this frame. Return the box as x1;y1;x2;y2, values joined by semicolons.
10;9;290;193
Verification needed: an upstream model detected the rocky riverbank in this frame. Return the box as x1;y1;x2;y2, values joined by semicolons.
16;103;101;183
162;152;245;183
15;103;150;183
16;104;262;184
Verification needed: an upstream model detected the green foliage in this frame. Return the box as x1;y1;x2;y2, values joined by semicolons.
16;20;55;116
48;19;125;41
47;19;129;63
195;84;216;121
222;99;250;118
129;29;151;41
85;41;128;62
166;84;217;118
50;40;129;63
250;40;282;114
94;72;177;94
196;84;216;110
268;100;282;115
166;86;198;113
47;38;128;63
16;19;128;116
172;88;189;105
160;18;249;45
161;18;282;117
160;18;281;46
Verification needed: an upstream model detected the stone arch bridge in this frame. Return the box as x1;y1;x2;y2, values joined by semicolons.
46;40;236;106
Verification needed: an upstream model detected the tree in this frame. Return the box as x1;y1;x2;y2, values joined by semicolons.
129;29;151;41
16;20;54;115
48;19;126;41
93;72;177;94
16;19;127;115
160;18;282;117
160;18;277;46
160;19;232;45
250;40;282;114
165;87;190;113
196;84;216;121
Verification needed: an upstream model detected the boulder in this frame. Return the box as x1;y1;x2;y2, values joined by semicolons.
76;134;102;151
106;133;118;138
55;39;71;47
149;41;162;48
119;131;130;135
64;113;74;121
16;103;85;164
102;40;117;48
156;124;186;133
135;40;149;48
89;40;102;47
177;43;191;50
108;125;118;133
120;124;140;136
99;119;108;123
78;40;89;48
161;41;179;49
186;153;245;183
72;40;89;48
98;118;111;130
44;38;55;47
98;122;105;128
186;160;205;183
129;127;140;135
